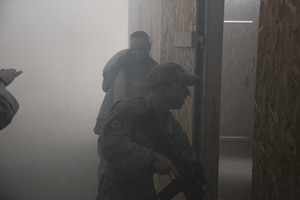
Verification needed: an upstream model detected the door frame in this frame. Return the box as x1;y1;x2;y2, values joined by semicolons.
193;0;225;199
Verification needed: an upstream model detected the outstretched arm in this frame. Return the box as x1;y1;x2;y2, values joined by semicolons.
0;68;22;87
0;68;22;130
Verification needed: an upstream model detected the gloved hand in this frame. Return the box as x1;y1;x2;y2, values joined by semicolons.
0;68;23;86
152;153;180;178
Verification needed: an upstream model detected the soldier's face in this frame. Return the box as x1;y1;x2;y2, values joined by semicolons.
129;38;151;63
166;82;191;109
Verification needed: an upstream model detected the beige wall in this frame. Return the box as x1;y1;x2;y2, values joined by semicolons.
160;0;197;140
253;0;300;199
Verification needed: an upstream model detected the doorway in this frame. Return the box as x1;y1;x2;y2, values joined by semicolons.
218;0;261;199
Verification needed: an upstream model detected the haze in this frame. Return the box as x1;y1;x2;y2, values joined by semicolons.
0;0;128;199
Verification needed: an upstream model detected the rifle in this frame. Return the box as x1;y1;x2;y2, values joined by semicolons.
157;159;207;200
135;108;208;200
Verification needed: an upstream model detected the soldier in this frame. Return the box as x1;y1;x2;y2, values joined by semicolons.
94;31;158;134
0;68;22;130
97;63;206;200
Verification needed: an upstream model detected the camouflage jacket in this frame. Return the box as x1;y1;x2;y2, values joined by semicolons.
94;49;157;134
0;88;19;130
97;96;196;200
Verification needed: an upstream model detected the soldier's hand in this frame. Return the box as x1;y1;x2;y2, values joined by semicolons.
152;153;180;178
0;68;23;86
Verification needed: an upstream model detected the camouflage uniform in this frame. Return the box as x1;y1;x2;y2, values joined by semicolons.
97;96;197;200
94;49;157;134
0;88;19;130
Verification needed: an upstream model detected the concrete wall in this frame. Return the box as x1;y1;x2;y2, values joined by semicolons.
253;0;300;199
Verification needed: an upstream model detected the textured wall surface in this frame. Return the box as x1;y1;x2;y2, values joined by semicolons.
253;0;300;199
160;0;197;139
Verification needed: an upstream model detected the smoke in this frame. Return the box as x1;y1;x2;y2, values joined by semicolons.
0;0;128;199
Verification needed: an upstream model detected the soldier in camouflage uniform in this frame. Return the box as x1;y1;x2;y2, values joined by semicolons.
94;31;157;134
97;63;201;200
0;68;22;131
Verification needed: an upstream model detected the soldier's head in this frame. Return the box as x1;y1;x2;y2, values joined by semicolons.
129;31;151;63
148;63;201;109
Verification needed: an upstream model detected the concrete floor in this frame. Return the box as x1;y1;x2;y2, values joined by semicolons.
218;137;253;200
